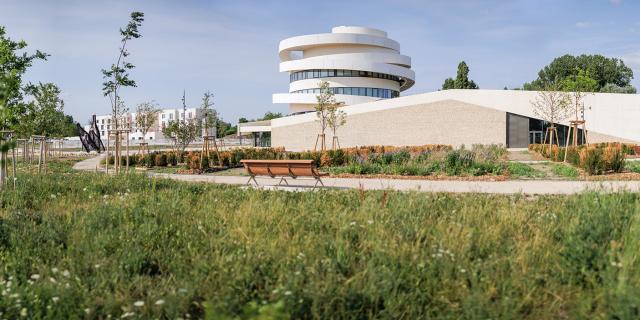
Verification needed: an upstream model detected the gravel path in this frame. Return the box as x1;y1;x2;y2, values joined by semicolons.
73;155;640;194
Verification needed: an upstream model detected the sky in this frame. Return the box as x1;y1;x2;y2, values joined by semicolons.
1;0;639;125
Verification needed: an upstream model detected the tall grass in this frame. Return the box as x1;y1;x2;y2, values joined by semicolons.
2;163;640;318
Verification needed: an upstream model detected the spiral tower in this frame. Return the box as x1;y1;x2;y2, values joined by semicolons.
273;26;415;114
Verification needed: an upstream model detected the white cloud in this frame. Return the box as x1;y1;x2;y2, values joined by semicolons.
575;21;590;28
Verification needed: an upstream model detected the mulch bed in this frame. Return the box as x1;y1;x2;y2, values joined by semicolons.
329;173;509;181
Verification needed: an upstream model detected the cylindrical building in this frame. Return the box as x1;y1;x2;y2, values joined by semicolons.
273;26;415;114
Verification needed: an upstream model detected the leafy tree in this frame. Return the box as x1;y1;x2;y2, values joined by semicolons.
0;26;48;132
101;12;144;130
259;111;283;121
559;69;598;120
238;117;249;123
601;83;637;94
523;54;635;93
441;61;479;90
162;92;199;153
201;91;217;137
19;82;70;137
134;101;159;143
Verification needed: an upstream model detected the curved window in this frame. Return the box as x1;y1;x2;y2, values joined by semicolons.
289;69;401;83
291;87;399;99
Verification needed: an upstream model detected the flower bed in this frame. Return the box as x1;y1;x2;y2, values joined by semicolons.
107;144;508;177
529;143;628;175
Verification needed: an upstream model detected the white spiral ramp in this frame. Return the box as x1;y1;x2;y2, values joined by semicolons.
273;26;415;114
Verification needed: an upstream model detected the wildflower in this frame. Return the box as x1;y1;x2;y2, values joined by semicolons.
133;301;144;307
50;194;56;199
460;268;467;273
52;297;59;303
84;308;91;314
49;277;57;283
178;288;188;293
155;299;165;305
95;264;101;269
284;291;292;296
121;312;135;318
349;221;356;226
103;195;108;199
30;274;40;280
51;268;59;274
83;187;87;192
62;270;70;277
20;308;27;317
367;220;373;225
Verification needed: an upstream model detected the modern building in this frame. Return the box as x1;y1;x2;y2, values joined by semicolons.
273;26;415;114
86;107;205;143
243;25;640;151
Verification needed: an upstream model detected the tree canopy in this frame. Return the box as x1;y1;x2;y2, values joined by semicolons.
523;54;636;93
442;61;479;90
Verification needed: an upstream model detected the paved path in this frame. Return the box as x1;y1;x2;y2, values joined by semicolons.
72;153;106;171
73;155;640;194
147;172;640;195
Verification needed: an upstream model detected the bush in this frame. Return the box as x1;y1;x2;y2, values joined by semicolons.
154;153;168;167
531;143;628;175
167;152;178;166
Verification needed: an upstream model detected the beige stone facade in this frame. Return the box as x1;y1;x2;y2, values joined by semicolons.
272;100;507;151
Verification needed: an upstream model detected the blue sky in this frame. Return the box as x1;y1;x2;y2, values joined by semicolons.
2;0;639;124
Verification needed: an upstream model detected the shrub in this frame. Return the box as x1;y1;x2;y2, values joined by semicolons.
154;153;168;167
167;152;178;166
579;146;603;175
189;154;201;170
144;153;155;168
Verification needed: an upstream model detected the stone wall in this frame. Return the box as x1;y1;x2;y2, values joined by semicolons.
272;100;507;151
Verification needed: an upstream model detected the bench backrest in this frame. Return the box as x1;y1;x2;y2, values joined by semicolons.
240;160;319;178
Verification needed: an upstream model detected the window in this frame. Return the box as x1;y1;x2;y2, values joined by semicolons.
373;88;379;97
162;114;165;119
337;87;344;94
366;88;372;96
337;70;344;77
344;70;352;76
188;112;192;118
320;70;328;77
343;88;352;95
169;114;173;120
313;70;319;77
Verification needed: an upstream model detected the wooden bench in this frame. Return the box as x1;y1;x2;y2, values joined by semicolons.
240;159;328;188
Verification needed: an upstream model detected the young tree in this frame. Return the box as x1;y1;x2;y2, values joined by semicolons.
101;12;144;130
201;91;217;137
162;92;200;153
314;81;345;151
441;61;479;90
134;101;159;143
327;102;346;150
531;84;571;147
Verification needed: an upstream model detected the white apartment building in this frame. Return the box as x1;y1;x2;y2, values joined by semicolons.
86;107;205;143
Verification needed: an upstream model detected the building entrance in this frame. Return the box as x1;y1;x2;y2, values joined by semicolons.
529;131;543;144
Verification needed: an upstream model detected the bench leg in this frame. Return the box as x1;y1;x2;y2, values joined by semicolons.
246;175;258;187
277;177;289;186
313;177;324;189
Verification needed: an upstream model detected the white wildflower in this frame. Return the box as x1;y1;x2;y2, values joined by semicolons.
178;288;188;293
62;270;70;277
155;299;165;305
121;311;135;318
50;194;56;199
51;268;59;274
52;297;59;303
83;187;87;192
284;291;292;296
84;308;91;314
349;221;356;226
367;220;373;225
30;274;40;280
133;301;144;307
20;308;27;317
49;277;57;283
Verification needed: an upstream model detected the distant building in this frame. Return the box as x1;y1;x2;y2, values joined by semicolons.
86;107;205;143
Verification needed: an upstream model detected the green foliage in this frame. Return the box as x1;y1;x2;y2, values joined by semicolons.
441;61;479;90
4;163;640;318
154;153;167;167
507;162;545;178
101;12;145;129
17;82;75;138
523;54;636;93
529;143;627;175
552;163;579;179
0;25;48;131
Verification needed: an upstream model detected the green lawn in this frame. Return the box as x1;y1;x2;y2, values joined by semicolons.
507;162;546;179
2;161;640;318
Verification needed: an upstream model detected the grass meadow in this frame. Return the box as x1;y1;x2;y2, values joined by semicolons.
2;160;640;319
